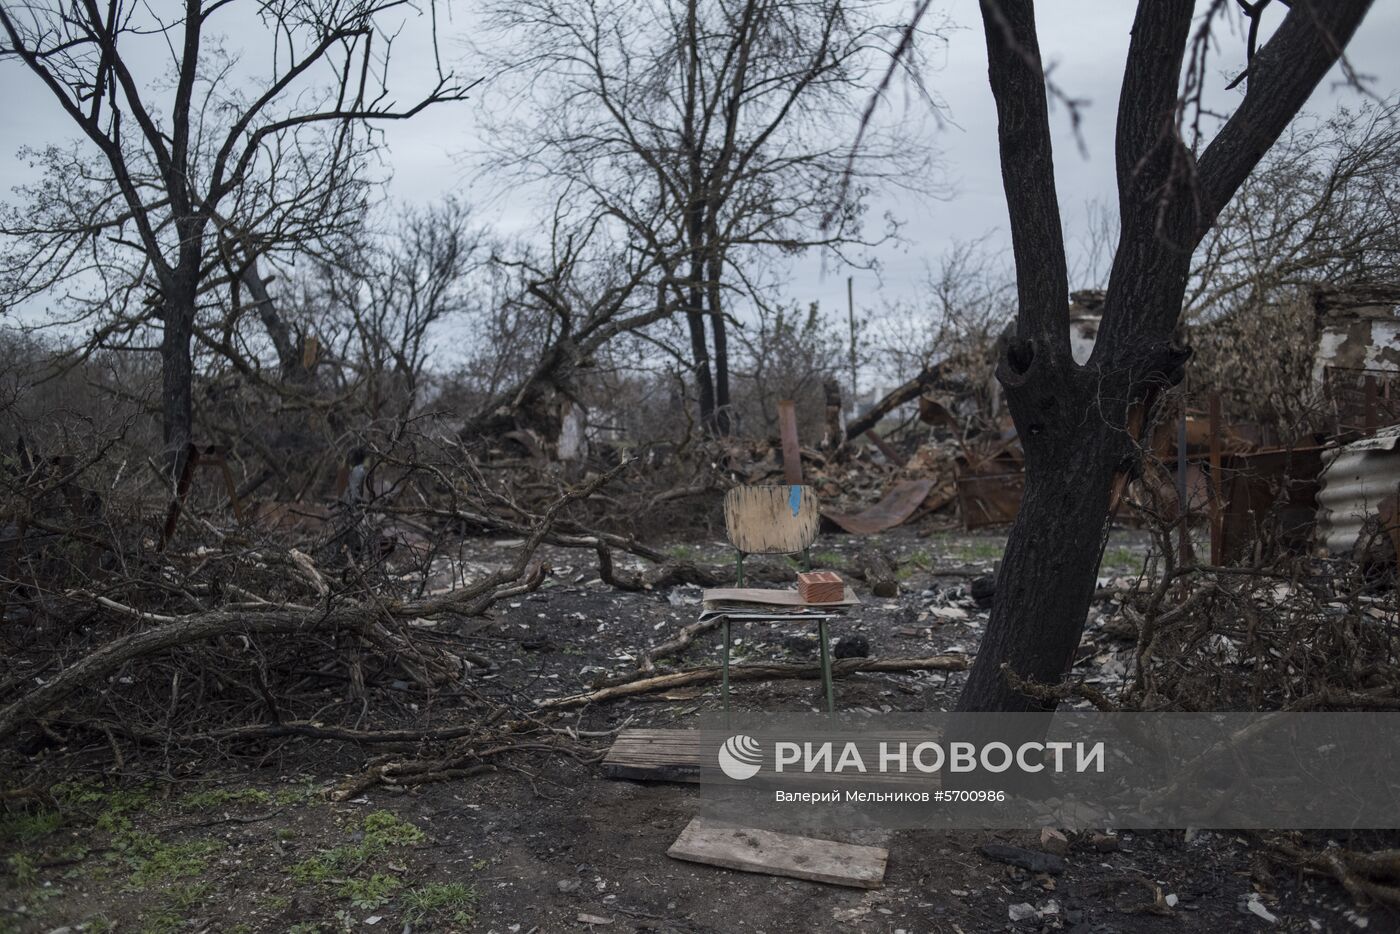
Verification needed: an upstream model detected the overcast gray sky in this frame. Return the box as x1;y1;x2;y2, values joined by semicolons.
3;1;1398;322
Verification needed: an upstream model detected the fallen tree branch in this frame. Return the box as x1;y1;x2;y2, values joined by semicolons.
637;617;722;674
1269;837;1400;908
0;467;628;745
595;547;727;592
535;655;970;709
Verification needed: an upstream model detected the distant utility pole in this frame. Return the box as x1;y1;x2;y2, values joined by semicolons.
847;276;858;412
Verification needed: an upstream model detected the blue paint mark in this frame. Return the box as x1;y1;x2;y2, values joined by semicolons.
788;485;802;517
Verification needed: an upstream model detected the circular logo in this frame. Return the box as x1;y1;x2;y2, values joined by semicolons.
717;734;763;781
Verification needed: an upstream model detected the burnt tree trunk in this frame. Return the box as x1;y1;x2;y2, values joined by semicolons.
959;0;1373;712
159;277;198;479
706;251;732;435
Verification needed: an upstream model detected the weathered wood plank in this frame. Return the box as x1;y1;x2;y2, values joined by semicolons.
701;585;858;607
667;816;888;888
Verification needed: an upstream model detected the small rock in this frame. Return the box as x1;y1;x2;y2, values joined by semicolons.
980;842;1066;875
970;575;996;607
557;879;581;893
1039;827;1070;856
1008;902;1038;922
577;913;613;926
1090;832;1120;852
834;634;870;659
1242;893;1278;924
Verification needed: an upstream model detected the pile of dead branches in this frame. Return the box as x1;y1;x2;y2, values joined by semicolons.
0;427;641;778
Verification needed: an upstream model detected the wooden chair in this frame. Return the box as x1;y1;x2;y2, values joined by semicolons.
718;485;835;715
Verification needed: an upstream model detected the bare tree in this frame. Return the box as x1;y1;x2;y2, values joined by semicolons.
0;0;472;475
1186;99;1400;321
472;0;942;434
953;0;1374;712
313;198;486;422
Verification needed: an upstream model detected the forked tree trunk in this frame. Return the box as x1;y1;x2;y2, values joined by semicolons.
958;0;1373;713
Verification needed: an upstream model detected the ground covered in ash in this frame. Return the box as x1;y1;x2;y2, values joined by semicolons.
2;527;1394;933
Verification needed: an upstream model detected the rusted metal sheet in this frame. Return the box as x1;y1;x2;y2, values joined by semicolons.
822;479;934;535
1218;445;1324;564
1316;427;1400;555
777;399;802;485
956;471;1025;529
1381;494;1400;574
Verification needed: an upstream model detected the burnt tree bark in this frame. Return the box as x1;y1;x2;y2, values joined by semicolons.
958;0;1374;712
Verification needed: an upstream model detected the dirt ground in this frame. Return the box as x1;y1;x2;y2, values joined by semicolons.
2;527;1396;934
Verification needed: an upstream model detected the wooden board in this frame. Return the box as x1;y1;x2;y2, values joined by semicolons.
667;816;888;889
603;729;936;790
724;485;820;555
701;586;859;607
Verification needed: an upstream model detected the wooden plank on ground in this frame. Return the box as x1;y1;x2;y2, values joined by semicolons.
667;816;888;888
603;729;938;789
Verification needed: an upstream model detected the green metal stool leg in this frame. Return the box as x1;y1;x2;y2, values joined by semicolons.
818;617;834;715
803;547;812;571
736;552;745;587
722;615;732;727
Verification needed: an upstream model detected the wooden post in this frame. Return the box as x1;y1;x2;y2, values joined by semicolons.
778;399;803;484
1209;393;1223;566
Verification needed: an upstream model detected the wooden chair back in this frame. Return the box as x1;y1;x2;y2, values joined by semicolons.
723;485;820;556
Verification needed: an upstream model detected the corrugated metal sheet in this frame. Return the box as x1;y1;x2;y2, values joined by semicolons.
1317;427;1400;554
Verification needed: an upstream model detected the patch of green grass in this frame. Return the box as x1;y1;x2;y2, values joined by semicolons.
274;781;323;807
1101;546;1144;573
51;780;159;842
946;540;1004;563
6;852;37;887
667;543;700;561
180;787;273;810
167;880;212;910
291;810;424;887
403;882;477;925
340;872;402;910
0;807;64;844
54;780;154;818
810;550;847;569
136;907;182;934
361;810;425;847
117;832;223;888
